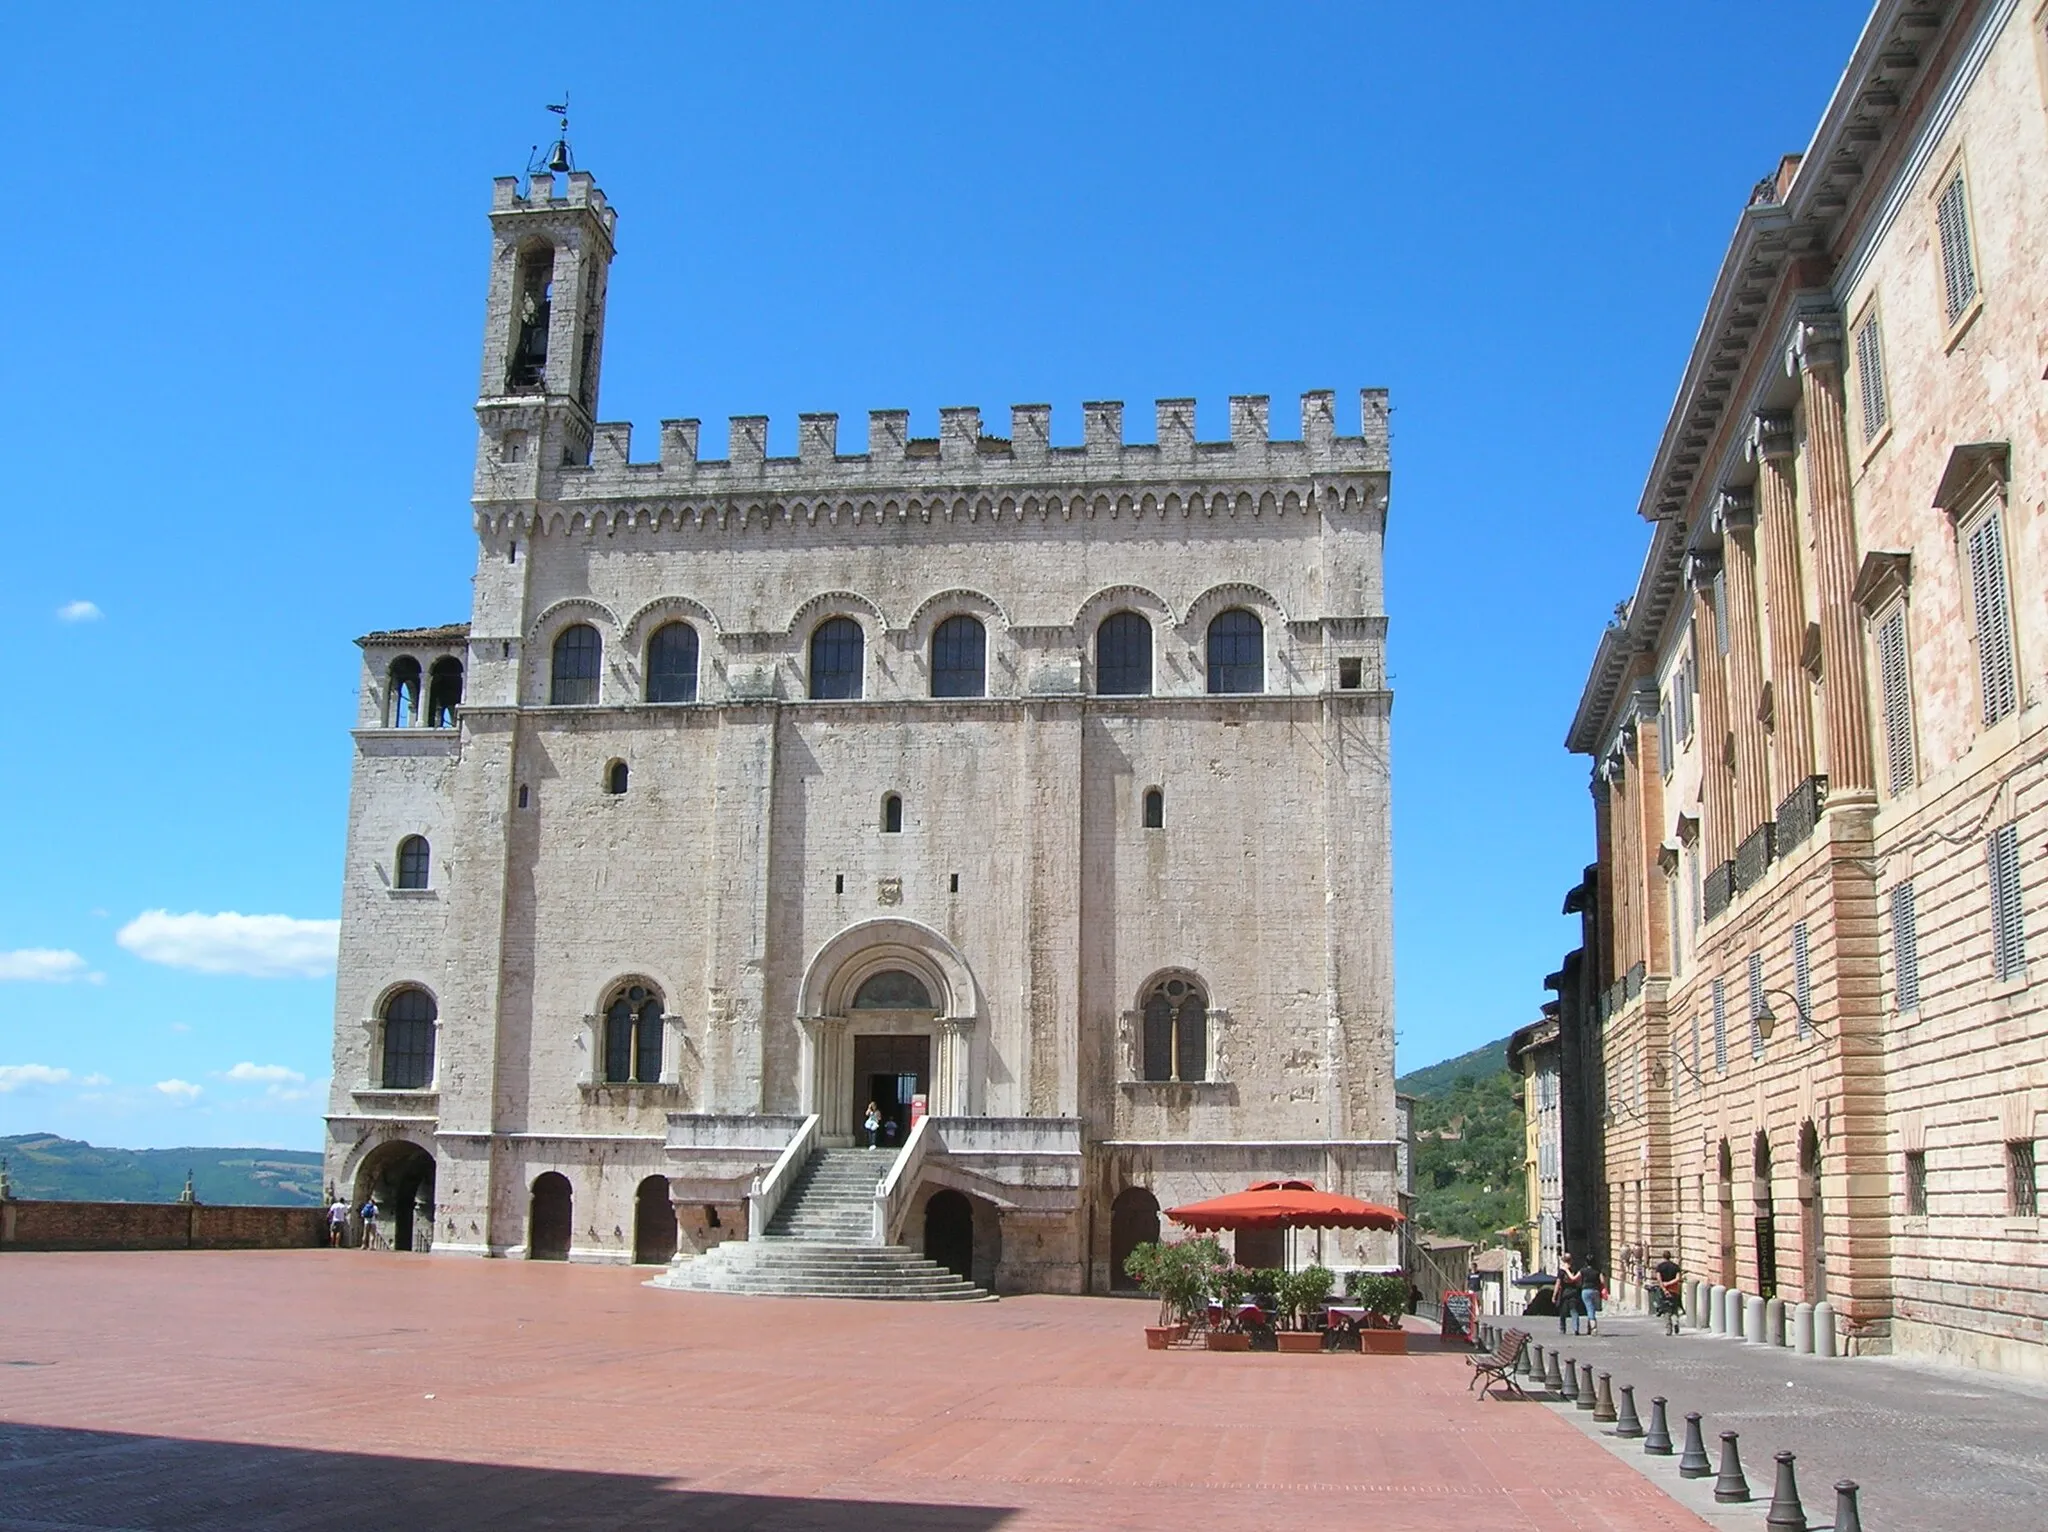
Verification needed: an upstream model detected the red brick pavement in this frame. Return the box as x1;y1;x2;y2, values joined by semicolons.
0;1252;1710;1530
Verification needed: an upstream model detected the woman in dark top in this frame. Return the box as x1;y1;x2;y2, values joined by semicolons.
1552;1254;1583;1334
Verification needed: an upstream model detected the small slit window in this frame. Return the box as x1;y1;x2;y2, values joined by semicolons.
1143;787;1164;830
606;760;629;795
882;793;902;833
395;836;430;891
550;624;601;706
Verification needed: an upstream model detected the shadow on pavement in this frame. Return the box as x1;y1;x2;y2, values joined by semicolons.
0;1421;1018;1531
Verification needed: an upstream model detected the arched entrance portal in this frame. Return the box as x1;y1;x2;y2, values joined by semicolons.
529;1172;572;1260
925;1189;973;1281
633;1175;678;1265
1798;1121;1825;1301
1753;1132;1778;1298
1109;1186;1159;1291
354;1139;435;1252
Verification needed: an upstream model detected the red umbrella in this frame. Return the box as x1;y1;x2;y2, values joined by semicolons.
1165;1179;1405;1233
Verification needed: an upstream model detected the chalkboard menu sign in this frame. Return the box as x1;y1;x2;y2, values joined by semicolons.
1440;1289;1478;1341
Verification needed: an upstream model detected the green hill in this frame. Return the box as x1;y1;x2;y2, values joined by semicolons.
1395;1036;1524;1244
1396;1035;1510;1100
0;1134;323;1206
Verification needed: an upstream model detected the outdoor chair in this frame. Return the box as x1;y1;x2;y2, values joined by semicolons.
1467;1327;1530;1401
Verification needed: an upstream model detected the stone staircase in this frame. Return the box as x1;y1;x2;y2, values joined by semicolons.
653;1147;991;1301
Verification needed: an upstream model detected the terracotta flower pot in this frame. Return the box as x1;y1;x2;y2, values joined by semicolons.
1144;1326;1176;1350
1358;1327;1409;1355
1205;1330;1252;1351
1276;1331;1324;1354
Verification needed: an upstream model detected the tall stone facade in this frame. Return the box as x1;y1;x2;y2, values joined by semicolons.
324;167;1400;1291
1568;0;2046;1374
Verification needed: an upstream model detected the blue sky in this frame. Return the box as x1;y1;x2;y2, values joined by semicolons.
0;2;1874;1150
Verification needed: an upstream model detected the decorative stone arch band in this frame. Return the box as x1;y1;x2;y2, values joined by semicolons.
795;918;981;1142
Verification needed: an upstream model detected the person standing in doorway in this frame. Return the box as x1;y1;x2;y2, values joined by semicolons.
327;1195;349;1248
863;1102;882;1150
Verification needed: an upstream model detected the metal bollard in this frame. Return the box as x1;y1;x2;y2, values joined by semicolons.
1531;1341;1545;1374
1764;1450;1808;1532
1831;1479;1863;1532
1643;1396;1673;1454
1614;1382;1644;1438
1544;1348;1564;1393
1713;1431;1751;1503
1593;1370;1616;1422
1517;1340;1533;1377
1562;1356;1578;1397
1677;1412;1712;1477
1576;1361;1598;1410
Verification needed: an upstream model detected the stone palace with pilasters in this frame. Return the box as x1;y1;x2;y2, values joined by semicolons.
323;161;1400;1293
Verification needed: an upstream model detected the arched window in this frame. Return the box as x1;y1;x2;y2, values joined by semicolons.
1096;611;1152;696
395;836;430;890
1206;608;1264;694
606;760;629;795
852;970;934;1009
1143;788;1164;830
1140;975;1207;1082
882;793;903;833
380;987;437;1090
809;617;865;700
387;658;421;727
426;658;464;726
550;624;601;705
931;614;987;698
604;983;664;1084
645;622;699;703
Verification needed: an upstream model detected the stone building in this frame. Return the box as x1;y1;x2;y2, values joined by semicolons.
1567;0;2045;1373
323;164;1400;1294
1507;1016;1563;1275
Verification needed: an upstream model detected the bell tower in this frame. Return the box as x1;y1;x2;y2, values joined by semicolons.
473;166;617;491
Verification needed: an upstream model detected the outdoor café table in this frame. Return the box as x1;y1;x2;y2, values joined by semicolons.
1324;1305;1367;1335
1234;1301;1267;1331
1206;1302;1228;1331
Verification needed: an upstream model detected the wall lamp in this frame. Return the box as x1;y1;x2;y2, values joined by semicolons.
1754;988;1831;1044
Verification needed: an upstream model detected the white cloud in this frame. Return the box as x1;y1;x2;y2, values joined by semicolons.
0;1064;73;1093
154;1079;202;1102
222;1062;306;1085
0;948;95;983
79;1073;112;1086
56;600;103;623
116;911;339;979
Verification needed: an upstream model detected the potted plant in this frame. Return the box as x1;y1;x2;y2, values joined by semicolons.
1350;1273;1411;1354
1124;1236;1220;1349
1276;1265;1336;1352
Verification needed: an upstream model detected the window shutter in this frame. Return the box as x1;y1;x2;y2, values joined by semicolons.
1990;821;2027;980
1876;606;1915;794
1712;978;1728;1070
1746;952;1766;1057
1855;315;1888;443
1891;881;1921;1012
1936;173;1978;326
1793;921;1812;1035
1967;512;2018;725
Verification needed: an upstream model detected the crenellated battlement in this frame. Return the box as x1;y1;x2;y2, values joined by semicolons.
477;389;1388;509
489;170;617;232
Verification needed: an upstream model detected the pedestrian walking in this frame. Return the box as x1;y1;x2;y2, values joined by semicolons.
1554;1253;1584;1335
327;1195;349;1248
360;1196;381;1250
863;1101;882;1149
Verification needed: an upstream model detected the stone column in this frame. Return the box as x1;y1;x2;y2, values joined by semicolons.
798;1016;850;1139
1717;488;1773;837
1749;411;1817;798
937;1018;975;1116
1788;315;1875;800
1686;553;1736;872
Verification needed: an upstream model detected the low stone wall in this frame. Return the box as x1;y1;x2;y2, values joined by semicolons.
0;1199;325;1252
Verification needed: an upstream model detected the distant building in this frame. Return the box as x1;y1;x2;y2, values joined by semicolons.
1565;0;2045;1374
1508;1017;1562;1274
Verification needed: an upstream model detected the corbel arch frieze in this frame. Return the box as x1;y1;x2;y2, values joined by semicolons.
619;594;724;651
904;588;1012;648
525;596;621;644
1177;581;1288;634
1072;582;1172;636
783;590;891;639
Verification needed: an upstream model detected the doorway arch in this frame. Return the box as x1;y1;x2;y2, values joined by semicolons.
924;1189;974;1281
353;1139;435;1252
1798;1121;1825;1301
633;1176;678;1265
529;1172;572;1260
1109;1186;1160;1291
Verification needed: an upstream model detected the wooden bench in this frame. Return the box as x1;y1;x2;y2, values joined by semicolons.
1467;1327;1530;1401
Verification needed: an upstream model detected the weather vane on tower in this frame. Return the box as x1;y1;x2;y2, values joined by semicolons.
528;94;574;178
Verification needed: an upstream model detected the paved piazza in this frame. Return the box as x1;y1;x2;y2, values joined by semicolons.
0;1253;1708;1531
